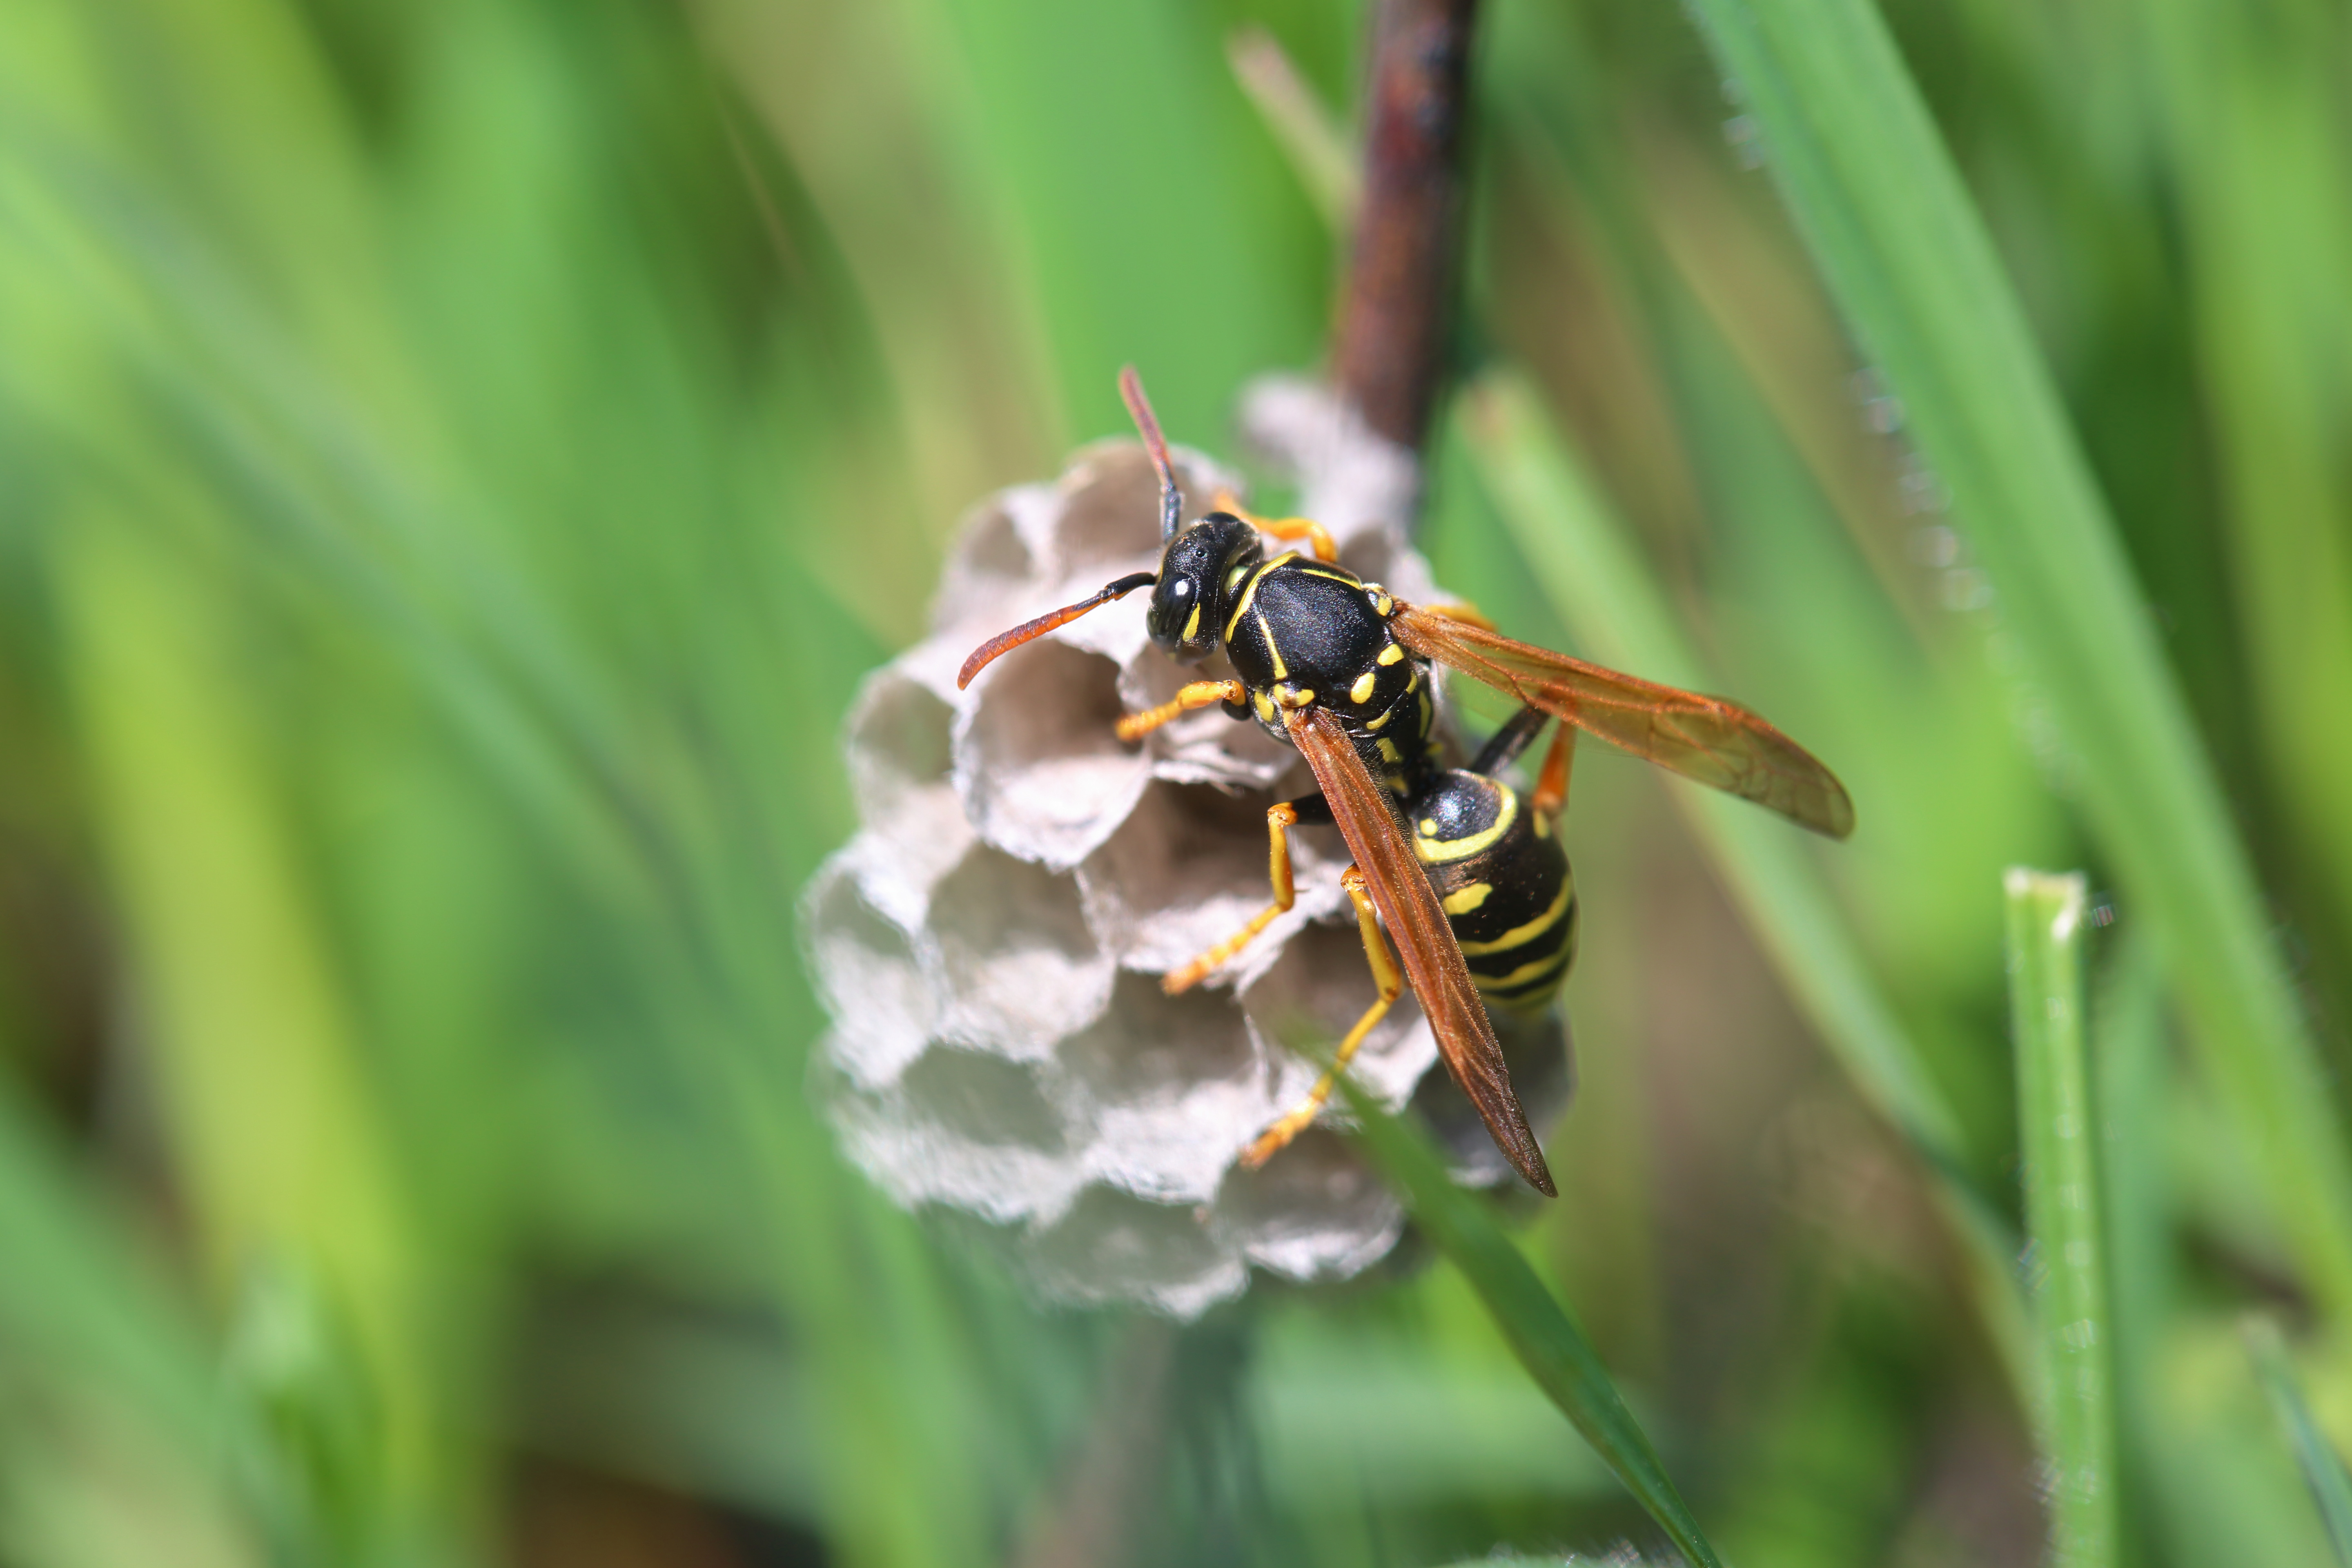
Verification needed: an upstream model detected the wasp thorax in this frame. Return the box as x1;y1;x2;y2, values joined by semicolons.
1145;513;1262;662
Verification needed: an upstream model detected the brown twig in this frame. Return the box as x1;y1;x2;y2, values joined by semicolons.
1329;0;1483;457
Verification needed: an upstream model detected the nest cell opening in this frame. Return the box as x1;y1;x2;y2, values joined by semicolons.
895;1048;1069;1155
1214;1125;1403;1283
1060;969;1255;1108
1060;972;1282;1208
803;856;936;1090
957;639;1149;869
1077;780;1339;980
1240;917;1438;1117
1021;1183;1246;1316
844;668;972;908
931;501;1035;634
927;843;1111;1058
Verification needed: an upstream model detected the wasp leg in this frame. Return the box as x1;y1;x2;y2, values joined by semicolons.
1164;798;1316;994
1469;704;1550;776
1532;719;1575;819
1212;490;1338;563
1116;679;1247;742
1242;864;1405;1169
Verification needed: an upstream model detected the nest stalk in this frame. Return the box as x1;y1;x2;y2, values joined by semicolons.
1330;0;1483;459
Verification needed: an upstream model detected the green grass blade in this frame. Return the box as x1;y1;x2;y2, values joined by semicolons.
2007;869;2117;1568
1226;25;1359;229
2246;1317;2352;1566
1673;0;2352;1328
1335;1076;1723;1568
1459;369;2032;1394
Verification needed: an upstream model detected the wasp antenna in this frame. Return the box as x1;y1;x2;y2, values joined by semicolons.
1118;365;1183;542
958;571;1158;689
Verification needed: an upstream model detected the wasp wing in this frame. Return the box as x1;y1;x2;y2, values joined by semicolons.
1392;606;1855;839
1287;705;1556;1196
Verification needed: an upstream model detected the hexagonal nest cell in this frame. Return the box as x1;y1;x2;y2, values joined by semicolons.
927;843;1111;1060
1076;779;1346;984
956;638;1146;871
806;384;1576;1316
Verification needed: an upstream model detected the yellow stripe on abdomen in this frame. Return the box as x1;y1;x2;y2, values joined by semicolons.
1455;884;1573;957
1473;945;1572;994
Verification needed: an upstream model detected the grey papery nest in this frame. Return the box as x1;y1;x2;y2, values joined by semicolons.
803;378;1571;1317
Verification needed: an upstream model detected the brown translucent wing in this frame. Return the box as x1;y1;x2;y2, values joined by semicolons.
1392;606;1856;839
1288;706;1557;1196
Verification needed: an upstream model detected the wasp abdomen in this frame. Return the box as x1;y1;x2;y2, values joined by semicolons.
1412;772;1577;1015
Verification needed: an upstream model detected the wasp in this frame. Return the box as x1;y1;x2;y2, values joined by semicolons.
958;368;1853;1196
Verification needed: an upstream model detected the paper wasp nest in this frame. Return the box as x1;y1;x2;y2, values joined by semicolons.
804;378;1571;1317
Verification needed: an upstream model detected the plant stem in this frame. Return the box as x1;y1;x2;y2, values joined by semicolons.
2007;868;2117;1568
1331;0;1480;457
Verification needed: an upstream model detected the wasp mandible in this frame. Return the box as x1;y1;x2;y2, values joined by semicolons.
958;368;1854;1196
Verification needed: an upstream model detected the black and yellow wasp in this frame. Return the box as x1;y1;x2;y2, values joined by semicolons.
958;368;1853;1195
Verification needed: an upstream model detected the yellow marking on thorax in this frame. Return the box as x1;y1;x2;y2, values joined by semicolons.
1442;882;1492;915
1349;669;1378;704
1223;552;1296;642
1258;612;1287;679
1365;707;1391;733
1413;784;1519;864
1372;590;1394;617
1252;688;1276;723
1377;643;1404;666
1456;884;1573;956
1293;567;1362;588
1376;737;1401;764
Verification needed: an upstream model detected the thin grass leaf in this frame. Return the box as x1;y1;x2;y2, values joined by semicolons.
2246;1317;2352;1567
1227;25;1360;229
56;517;442;1551
1674;0;2352;1328
1459;369;2031;1393
2139;0;2352;967
2007;868;2117;1568
1334;1075;1723;1568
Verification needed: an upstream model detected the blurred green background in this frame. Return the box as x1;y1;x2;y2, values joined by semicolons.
3;0;2351;1564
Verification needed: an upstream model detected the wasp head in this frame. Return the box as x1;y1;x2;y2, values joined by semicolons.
1145;512;1263;664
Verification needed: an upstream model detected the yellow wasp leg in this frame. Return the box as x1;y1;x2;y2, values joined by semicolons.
1242;864;1405;1168
1115;679;1247;742
1164;802;1300;995
1212;490;1338;563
